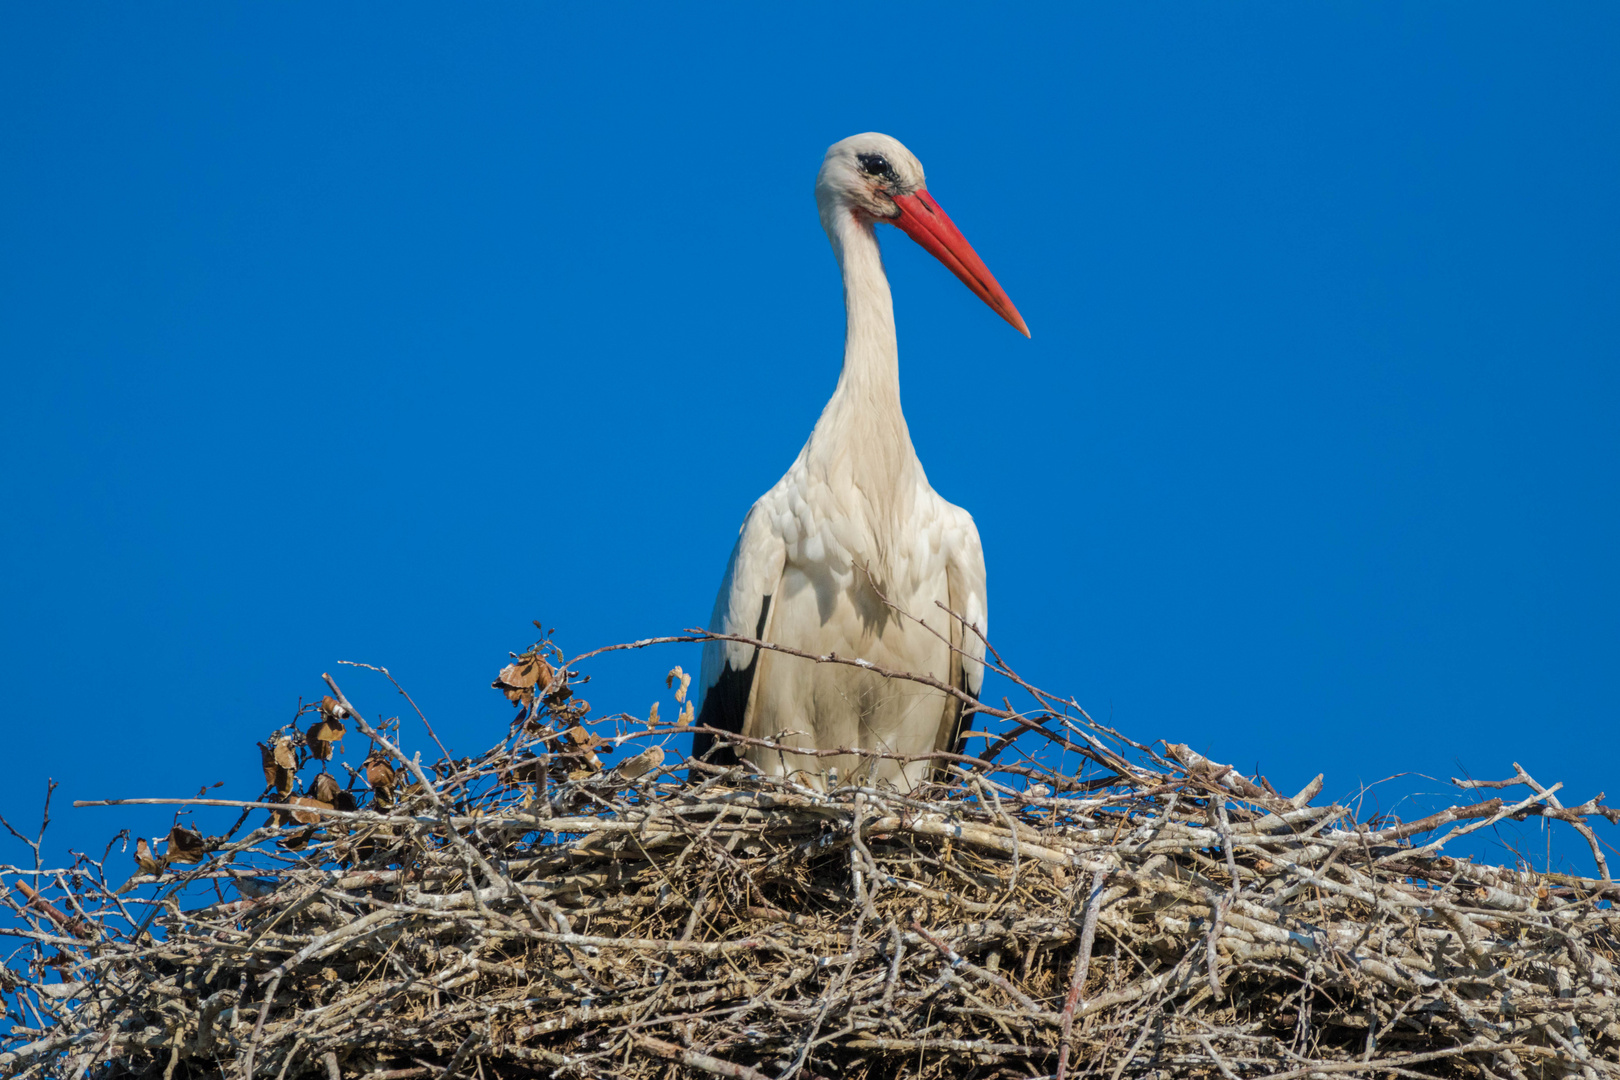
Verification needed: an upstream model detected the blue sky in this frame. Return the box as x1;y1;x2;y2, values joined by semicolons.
2;5;1615;877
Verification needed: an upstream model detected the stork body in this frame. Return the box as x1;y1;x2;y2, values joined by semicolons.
692;134;1027;791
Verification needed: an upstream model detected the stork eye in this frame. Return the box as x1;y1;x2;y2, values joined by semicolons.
857;153;893;178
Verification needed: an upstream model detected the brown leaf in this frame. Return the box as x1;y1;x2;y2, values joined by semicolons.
563;725;606;771
166;825;206;864
280;826;314;851
258;742;283;791
272;737;297;771
288;796;332;825
258;738;297;794
564;725;608;751
306;713;346;762
310;718;345;741
493;651;553;708
500;756;544;787
311;696;349;757
365;751;398;800
134;837;168;876
311;772;342;804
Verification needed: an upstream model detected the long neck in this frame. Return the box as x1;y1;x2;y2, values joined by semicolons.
831;212;900;405
811;211;913;469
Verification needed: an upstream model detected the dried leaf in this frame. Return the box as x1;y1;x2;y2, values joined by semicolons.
500;756;544;787
564;725;607;751
665;666;692;704
311;772;342;804
134;837;167;876
280;826;314;851
614;744;664;780
319;694;350;722
272;737;297;771
307;710;346;762
256;737;297;795
562;725;606;771
310;718;345;742
288;796;331;825
166;826;205;864
493;651;553;709
258;742;287;793
366;751;398;800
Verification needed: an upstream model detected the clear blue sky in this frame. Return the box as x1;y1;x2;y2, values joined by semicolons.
2;5;1615;876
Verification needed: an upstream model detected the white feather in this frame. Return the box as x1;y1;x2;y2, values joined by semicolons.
696;133;996;791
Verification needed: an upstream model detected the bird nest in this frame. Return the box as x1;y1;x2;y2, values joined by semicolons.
2;628;1617;1080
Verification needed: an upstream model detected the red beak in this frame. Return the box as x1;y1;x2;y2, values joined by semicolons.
890;190;1030;338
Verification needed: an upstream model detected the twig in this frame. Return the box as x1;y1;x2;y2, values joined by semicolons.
1056;869;1108;1080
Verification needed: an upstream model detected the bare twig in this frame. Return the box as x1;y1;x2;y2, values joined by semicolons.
4;627;1615;1080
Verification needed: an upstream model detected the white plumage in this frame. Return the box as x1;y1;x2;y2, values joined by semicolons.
692;133;1027;791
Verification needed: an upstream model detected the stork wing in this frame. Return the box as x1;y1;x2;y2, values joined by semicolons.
692;501;786;766
936;504;988;760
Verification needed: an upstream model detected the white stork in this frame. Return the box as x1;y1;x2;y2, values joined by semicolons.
692;132;1028;791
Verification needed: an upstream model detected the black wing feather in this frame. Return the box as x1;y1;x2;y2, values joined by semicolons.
690;595;772;768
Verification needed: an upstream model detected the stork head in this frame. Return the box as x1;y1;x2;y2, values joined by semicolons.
816;132;1029;338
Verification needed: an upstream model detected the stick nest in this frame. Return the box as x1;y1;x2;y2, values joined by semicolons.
2;631;1617;1080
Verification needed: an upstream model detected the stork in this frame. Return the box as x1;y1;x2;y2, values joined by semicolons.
692;133;1028;791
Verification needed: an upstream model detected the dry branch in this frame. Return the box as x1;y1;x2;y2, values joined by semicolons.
1;627;1616;1080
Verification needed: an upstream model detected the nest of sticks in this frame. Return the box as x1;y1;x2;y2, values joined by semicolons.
2;628;1617;1080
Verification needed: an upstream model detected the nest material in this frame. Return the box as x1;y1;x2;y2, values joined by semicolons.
2;635;1618;1080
